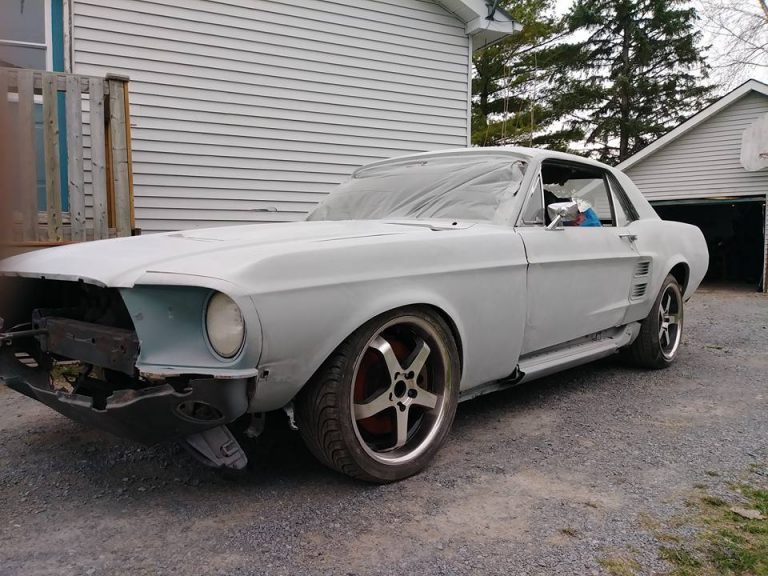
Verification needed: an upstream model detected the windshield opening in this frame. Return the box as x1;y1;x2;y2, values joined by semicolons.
307;154;527;222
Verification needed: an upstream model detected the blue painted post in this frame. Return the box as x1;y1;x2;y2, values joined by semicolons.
51;0;68;212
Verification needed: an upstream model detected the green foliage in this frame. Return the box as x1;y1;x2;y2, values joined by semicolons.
541;0;713;164
472;0;580;149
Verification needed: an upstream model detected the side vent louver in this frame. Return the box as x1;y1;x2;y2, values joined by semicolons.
631;283;648;299
630;260;651;300
634;261;651;277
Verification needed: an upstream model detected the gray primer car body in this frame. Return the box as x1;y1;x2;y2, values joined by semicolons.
0;147;708;465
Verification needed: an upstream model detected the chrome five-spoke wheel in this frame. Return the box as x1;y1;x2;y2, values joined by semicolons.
352;317;451;466
296;308;460;483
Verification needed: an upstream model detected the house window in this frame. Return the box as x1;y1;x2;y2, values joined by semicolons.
0;0;50;70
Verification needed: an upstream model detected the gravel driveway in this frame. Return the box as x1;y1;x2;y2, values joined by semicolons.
1;286;766;576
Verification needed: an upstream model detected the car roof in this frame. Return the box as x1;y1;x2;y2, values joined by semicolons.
354;146;614;175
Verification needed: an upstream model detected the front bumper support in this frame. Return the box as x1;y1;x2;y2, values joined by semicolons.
1;349;249;445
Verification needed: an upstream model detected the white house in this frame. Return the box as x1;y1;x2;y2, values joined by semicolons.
1;0;518;234
618;80;768;292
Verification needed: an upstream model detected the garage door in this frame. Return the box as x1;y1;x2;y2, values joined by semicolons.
652;197;766;289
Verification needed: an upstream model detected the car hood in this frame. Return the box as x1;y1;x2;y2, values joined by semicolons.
0;220;476;288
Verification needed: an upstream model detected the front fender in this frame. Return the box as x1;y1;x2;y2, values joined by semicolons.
247;231;528;411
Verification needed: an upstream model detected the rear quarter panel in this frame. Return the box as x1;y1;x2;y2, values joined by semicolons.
624;219;708;324
613;169;708;321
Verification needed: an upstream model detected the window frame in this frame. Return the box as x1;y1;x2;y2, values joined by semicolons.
516;159;620;228
518;170;546;226
0;0;54;71
606;172;640;224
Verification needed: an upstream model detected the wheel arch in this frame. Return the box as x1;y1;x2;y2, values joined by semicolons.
312;301;465;378
326;301;466;379
668;261;690;293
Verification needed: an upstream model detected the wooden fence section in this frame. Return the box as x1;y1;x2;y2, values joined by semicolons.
0;68;134;246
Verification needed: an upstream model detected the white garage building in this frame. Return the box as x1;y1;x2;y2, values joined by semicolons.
618;80;768;292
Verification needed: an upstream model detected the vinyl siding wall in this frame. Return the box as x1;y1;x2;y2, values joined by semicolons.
624;92;768;202
70;0;471;232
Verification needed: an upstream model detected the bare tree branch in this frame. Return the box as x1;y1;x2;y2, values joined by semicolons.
697;0;768;85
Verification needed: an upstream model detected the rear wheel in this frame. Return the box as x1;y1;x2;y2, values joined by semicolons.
627;274;684;369
295;307;460;483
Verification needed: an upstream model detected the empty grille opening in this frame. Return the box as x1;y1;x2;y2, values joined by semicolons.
1;278;135;332
2;278;142;394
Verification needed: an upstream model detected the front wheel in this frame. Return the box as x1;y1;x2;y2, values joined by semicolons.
627;274;684;369
295;307;460;483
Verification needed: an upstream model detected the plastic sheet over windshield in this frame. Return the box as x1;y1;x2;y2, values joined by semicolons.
307;155;527;222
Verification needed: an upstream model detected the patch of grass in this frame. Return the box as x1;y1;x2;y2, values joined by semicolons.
701;495;727;507
744;486;768;515
660;477;768;576
638;512;661;531
707;530;768;575
656;533;682;544
668;515;692;529
659;545;701;571
598;556;641;576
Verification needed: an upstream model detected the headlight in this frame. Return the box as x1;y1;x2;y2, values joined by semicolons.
205;292;245;359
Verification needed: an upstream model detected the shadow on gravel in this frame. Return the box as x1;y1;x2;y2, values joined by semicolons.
453;354;636;425
4;354;642;497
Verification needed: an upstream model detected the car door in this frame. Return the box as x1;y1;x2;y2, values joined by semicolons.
515;160;642;355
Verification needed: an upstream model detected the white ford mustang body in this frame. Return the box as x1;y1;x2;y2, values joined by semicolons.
0;148;708;481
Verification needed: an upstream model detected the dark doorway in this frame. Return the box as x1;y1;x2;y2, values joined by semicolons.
653;199;766;288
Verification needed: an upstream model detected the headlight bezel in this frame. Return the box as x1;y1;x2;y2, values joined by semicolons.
203;291;246;360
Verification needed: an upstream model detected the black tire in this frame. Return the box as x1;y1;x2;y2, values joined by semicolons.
627;273;684;369
295;307;460;483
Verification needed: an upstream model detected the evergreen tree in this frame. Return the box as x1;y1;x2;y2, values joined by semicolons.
472;0;581;148
542;0;713;164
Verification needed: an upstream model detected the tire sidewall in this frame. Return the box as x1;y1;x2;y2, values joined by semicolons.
647;275;684;367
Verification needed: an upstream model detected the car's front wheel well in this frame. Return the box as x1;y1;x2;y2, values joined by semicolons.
300;303;465;399
325;303;464;379
669;262;690;294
